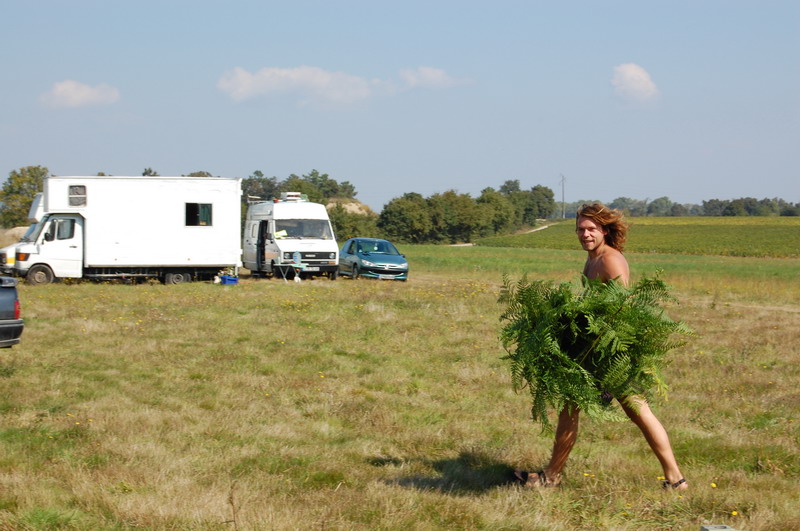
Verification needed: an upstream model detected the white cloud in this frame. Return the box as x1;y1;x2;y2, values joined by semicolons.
611;63;659;102
218;65;465;104
217;66;374;104
40;80;120;108
398;66;463;89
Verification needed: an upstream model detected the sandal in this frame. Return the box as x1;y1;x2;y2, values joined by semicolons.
513;469;552;488
662;478;687;489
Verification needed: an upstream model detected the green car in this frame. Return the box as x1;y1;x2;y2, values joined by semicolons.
338;238;409;281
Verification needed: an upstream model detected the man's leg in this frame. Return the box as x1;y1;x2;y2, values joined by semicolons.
516;405;580;487
620;398;687;489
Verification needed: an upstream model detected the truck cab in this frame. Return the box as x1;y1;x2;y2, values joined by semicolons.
15;214;84;285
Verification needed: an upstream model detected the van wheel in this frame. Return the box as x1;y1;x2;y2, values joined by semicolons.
164;271;193;284
27;265;55;286
329;270;339;280
352;265;360;280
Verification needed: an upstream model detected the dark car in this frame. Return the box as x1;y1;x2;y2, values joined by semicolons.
338;238;408;281
0;276;23;348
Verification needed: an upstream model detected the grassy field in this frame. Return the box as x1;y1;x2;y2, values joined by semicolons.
477;216;800;258
2;239;799;530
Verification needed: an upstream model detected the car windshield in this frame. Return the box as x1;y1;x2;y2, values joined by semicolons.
275;219;333;240
358;241;400;255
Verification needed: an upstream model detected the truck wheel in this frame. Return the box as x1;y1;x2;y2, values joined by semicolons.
352;265;360;280
328;270;338;280
164;271;193;284
26;265;55;286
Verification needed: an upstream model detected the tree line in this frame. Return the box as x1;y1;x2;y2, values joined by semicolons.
1;166;797;244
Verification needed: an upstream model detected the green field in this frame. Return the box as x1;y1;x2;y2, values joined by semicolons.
478;216;800;258
1;226;799;529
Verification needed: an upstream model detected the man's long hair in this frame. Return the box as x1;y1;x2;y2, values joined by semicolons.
576;203;628;251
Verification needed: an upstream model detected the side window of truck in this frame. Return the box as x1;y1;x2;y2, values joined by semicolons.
69;185;87;206
186;203;213;226
55;219;75;240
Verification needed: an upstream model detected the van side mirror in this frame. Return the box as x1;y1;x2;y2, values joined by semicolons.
44;232;54;242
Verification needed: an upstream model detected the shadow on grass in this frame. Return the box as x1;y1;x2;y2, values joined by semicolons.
373;449;519;494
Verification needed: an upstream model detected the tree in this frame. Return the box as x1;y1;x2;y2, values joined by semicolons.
722;199;748;216
670;203;689;217
530;185;556;219
242;171;279;201
184;171;214;177
327;203;379;241
646;196;673;217
499;179;521;195
0;166;49;227
477;188;516;235
610;197;648;217
142;168;159;176
337;181;357;199
302;169;340;198
702;199;728;216
378;193;433;243
427;190;484;243
279;174;325;203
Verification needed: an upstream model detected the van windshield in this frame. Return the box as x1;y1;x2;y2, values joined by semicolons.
275;219;333;240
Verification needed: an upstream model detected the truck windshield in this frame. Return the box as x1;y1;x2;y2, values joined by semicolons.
275;219;333;240
20;222;42;242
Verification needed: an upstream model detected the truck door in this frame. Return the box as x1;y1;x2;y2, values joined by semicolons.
38;215;83;278
242;221;256;270
256;220;269;271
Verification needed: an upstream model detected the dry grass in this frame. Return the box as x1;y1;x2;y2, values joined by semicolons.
1;251;798;529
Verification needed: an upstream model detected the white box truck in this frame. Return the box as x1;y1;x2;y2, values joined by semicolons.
14;176;242;285
242;192;338;280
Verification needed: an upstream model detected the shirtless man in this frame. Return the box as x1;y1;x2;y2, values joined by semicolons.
514;203;687;490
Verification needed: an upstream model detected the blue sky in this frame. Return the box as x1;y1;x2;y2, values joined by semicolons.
2;1;798;212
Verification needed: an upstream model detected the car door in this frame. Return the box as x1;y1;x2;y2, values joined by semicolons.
339;240;355;274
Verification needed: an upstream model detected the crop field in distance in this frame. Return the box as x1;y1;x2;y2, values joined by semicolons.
1;217;798;530
478;216;800;258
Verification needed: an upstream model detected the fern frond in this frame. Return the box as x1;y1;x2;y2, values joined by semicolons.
498;272;693;430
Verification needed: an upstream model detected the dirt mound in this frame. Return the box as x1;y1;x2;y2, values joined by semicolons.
0;227;28;247
326;199;375;216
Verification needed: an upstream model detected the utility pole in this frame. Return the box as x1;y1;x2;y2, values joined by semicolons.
559;174;566;218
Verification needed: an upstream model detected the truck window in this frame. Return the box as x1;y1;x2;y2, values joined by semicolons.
51;219;75;240
69;185;87;206
186;203;213;226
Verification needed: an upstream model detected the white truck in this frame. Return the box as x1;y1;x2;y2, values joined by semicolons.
14;176;242;285
242;192;338;280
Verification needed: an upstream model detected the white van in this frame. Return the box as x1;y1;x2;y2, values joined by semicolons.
242;192;338;279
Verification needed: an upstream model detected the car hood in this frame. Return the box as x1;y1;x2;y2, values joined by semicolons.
359;253;407;266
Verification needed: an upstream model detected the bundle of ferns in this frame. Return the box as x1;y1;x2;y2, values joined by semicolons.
499;273;693;430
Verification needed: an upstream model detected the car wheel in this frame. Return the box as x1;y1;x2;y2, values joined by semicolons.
26;264;55;286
